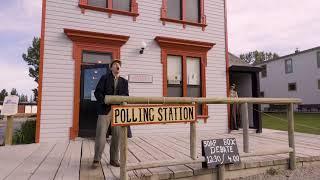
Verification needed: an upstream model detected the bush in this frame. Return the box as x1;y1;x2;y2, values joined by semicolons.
13;120;36;144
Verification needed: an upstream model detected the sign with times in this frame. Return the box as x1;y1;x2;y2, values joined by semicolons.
202;138;241;168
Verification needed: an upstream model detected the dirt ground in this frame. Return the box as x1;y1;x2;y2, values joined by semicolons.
237;165;320;180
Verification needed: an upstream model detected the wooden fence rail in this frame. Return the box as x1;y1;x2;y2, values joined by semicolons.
105;96;302;180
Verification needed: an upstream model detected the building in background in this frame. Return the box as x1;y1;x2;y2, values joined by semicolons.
0;101;37;114
256;46;320;112
228;53;262;132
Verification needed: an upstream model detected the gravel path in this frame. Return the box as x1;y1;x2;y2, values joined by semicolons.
236;165;320;180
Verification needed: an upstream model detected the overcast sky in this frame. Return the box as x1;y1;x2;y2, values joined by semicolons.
0;0;319;97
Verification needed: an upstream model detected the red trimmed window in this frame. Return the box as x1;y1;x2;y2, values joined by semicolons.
161;0;207;30
155;36;215;120
79;0;139;21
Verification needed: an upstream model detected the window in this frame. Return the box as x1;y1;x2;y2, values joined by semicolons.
185;0;200;22
288;83;296;91
260;92;264;97
113;0;131;11
88;0;106;7
318;80;320;90
317;52;320;68
79;0;139;20
167;55;183;97
82;51;112;64
161;0;207;30
166;55;202;115
261;65;267;78
155;36;214;120
167;0;182;20
187;57;202;114
285;59;293;74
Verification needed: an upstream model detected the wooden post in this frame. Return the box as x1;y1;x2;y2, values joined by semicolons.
218;165;225;180
5;116;14;145
287;103;296;170
190;102;197;160
120;102;128;180
242;103;249;153
190;122;196;160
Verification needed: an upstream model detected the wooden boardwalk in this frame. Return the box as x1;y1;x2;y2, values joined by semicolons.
0;129;320;180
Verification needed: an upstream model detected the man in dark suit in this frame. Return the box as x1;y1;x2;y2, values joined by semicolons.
93;59;130;167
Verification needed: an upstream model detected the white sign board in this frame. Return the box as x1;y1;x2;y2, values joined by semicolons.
1;95;19;116
128;74;153;83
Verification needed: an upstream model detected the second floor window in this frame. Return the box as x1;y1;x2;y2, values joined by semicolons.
288;83;297;91
317;51;320;68
88;0;130;11
88;0;106;8
261;65;267;78
113;0;131;11
167;0;200;23
318;79;320;90
285;59;293;74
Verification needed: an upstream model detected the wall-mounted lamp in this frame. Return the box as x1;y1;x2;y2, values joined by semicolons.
140;41;147;54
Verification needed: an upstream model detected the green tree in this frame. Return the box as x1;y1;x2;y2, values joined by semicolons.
240;51;279;65
0;89;8;101
19;94;28;102
10;88;19;96
22;37;40;102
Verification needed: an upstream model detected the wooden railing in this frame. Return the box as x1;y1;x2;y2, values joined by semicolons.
105;96;302;180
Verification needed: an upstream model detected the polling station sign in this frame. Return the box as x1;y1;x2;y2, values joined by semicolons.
112;104;196;126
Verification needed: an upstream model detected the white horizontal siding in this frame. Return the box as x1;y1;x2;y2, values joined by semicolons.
40;0;227;142
259;49;320;105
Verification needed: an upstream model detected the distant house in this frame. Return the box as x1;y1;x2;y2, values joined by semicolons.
0;101;37;114
228;53;262;132
256;46;320;112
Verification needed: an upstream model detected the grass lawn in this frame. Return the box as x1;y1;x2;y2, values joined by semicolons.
262;113;320;135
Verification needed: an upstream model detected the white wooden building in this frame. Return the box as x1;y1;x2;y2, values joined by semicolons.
37;0;229;142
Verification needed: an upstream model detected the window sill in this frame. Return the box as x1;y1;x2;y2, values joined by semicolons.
160;17;207;30
197;115;209;123
79;4;139;20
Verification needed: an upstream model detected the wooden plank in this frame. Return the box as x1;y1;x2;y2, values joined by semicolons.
140;136;180;159
134;137;172;161
151;136;191;158
80;140;104;180
105;96;302;105
5;143;55;180
102;141;120;180
167;135;202;157
141;136;196;179
142;135;193;179
167;165;193;179
0;144;40;179
29;142;68;180
126;139;145;180
55;140;82;180
252;132;320;149
127;158;204;171
185;163;213;176
126;138;152;179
